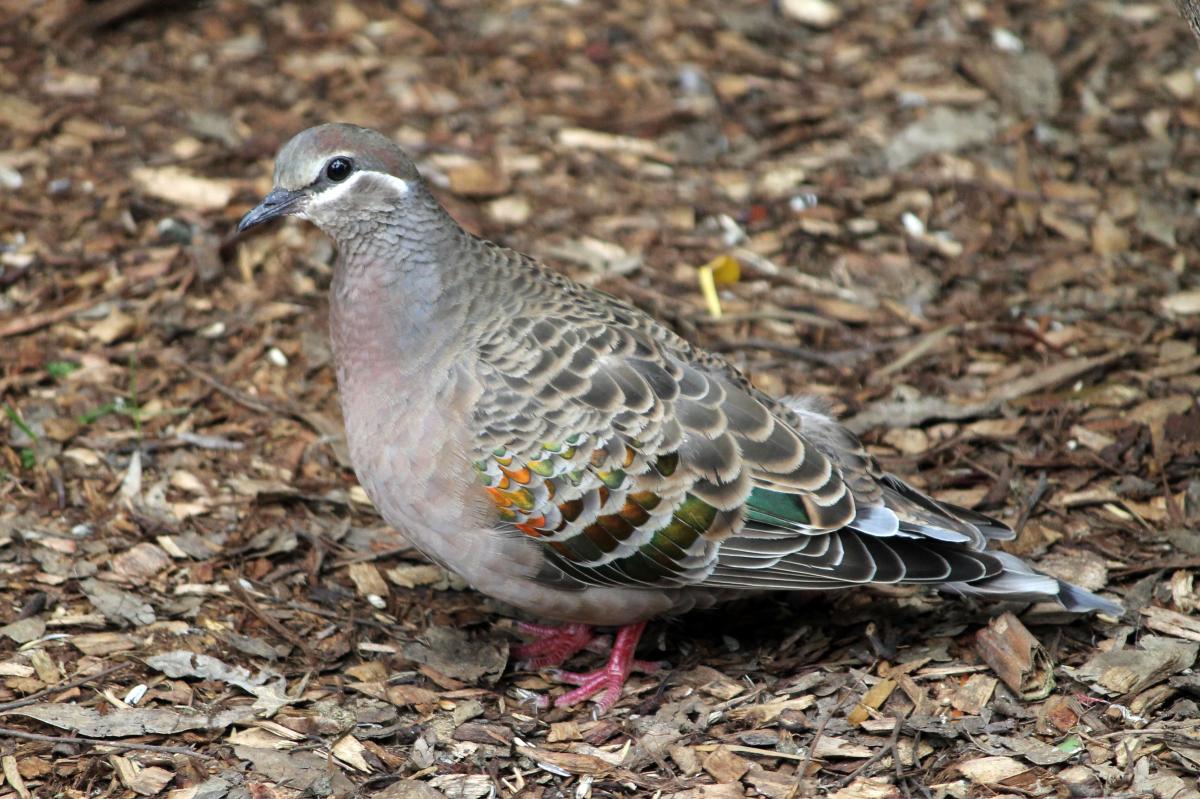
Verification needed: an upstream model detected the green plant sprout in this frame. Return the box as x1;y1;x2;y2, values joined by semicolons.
4;404;37;469
76;353;185;434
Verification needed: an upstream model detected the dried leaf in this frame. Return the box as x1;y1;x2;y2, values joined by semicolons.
330;734;372;772
145;650;290;716
132;166;234;210
80;578;156;627
2;756;31;799
234;746;355;794
779;0;841;28
558;127;671;161
385;683;440;707
426;774;495;798
516;744;617;775
679;665;745;700
1162;290;1200;315
446;160;510;197
110;542;172;581
88;308;136;344
14;704;251;736
727;694;815;724
995;734;1081;765
375;782;450;799
827;777;900;799
402;627;507;685
745;767;803;799
227;727;298;749
70;631;137;656
0;616;45;644
346;562;390;598
668;745;702;776
813;736;873;758
386;563;447;588
665;785;747;799
954;755;1028;784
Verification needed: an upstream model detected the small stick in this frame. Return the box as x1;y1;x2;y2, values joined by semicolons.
230;581;315;659
0;664;131;713
287;601;394;632
707;338;851;368
0;726;215;759
801;673;864;778
1011;471;1049;541
0;296;109;338
169;356;284;416
836;710;909;787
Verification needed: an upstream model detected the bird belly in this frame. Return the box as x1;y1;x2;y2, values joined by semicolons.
339;361;487;536
340;378;712;623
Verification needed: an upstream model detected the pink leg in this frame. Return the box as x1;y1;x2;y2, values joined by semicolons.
551;622;662;712
512;622;600;669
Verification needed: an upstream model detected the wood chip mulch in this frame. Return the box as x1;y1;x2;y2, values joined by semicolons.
1;1;1199;797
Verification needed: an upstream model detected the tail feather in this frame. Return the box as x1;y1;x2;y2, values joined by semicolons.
775;395;1119;616
942;552;1123;615
1053;580;1124;616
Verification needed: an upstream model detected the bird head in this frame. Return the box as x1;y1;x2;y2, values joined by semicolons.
238;123;423;238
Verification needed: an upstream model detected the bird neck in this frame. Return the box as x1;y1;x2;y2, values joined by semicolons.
328;202;474;377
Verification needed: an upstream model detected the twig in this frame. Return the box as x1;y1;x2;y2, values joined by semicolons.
907;177;1056;205
230;581;316;659
707;338;853;368
901;729;921;799
287;600;396;632
1112;557;1200;578
1012;471;1050;541
801;672;865;777
0;268;189;339
868;325;958;383
0;296;113;338
0;664;131;713
0;726;215;759
330;544;421;568
1156;456;1185;528
57;0;164;35
689;309;841;329
836;710;909;787
801;705;836;778
963;729;1008;756
996;322;1069;355
169;356;285;416
1087;726;1200;744
168;355;354;468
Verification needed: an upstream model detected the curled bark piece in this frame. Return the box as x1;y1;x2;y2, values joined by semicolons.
975;611;1055;700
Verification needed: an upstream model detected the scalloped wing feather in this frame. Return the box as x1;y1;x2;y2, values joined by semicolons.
465;242;1119;614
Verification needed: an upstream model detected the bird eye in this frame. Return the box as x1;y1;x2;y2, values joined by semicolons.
324;157;353;182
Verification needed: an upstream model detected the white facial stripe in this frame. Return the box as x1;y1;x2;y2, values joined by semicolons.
308;170;409;211
377;172;411;196
309;170;367;209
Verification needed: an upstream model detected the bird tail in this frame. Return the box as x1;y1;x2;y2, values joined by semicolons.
777;395;1122;616
941;552;1123;616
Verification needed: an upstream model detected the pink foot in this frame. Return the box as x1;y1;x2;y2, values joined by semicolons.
550;622;660;712
512;622;605;669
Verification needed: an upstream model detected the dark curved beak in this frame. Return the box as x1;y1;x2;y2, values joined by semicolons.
237;188;304;233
